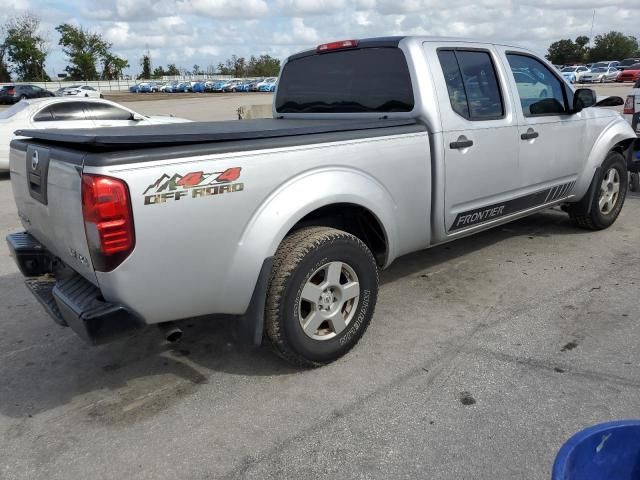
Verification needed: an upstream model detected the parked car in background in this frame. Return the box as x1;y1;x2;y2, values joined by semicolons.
618;58;640;71
249;78;265;91
617;64;640;83
61;85;103;98
511;71;549;98
223;80;244;92
169;82;192;93
561;66;589;83
580;67;620;83
623;78;640;134
591;61;620;70
159;81;180;92
0;84;54;104
0;97;191;171
255;77;277;90
258;78;277;92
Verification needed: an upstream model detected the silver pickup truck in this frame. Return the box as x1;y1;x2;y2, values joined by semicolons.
7;37;640;367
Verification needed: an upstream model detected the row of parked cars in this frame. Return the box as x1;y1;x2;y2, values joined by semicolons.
129;77;278;94
556;58;640;84
0;84;105;104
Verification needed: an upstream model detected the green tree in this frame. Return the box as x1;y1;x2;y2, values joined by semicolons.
139;53;151;79
0;26;11;82
165;63;180;76
152;65;166;78
546;37;589;65
247;54;280;76
3;14;49;81
589;31;639;62
56;23;110;80
102;53;128;80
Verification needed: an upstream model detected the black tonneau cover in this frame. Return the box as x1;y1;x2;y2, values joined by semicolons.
15;118;417;148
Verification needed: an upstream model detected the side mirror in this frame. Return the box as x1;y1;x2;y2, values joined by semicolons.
572;88;597;113
594;96;624;107
130;113;144;121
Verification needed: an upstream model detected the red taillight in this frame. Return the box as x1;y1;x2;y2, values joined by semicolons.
82;174;135;271
624;95;635;114
7;89;15;94
317;39;359;53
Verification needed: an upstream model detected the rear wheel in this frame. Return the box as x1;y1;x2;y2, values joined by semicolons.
265;227;378;368
568;151;627;230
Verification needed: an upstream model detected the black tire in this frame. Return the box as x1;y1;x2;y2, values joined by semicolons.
19;95;27;100
265;226;378;368
630;172;640;193
568;151;628;230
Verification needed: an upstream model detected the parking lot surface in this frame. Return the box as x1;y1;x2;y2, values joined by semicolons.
1;89;639;479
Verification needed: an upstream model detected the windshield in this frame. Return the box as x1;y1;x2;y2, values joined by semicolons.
591;68;607;73
0;101;28;119
1;85;15;90
591;63;607;68
561;67;577;72
276;47;414;114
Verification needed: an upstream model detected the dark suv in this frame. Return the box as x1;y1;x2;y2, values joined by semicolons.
0;84;54;104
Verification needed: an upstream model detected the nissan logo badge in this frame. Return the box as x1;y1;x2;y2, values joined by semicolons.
31;150;39;171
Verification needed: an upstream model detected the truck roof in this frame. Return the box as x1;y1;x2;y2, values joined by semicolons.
288;36;536;61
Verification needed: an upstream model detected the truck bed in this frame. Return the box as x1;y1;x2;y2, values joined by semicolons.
15;118;418;148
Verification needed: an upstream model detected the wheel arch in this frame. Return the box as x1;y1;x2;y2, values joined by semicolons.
573;118;637;201
223;167;400;314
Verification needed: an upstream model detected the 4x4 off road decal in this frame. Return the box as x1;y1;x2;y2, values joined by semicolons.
143;167;244;205
449;181;576;231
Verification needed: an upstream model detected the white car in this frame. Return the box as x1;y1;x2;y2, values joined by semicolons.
59;85;103;98
0;97;191;171
255;77;277;90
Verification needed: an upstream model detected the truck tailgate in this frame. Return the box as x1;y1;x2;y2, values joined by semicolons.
9;140;96;283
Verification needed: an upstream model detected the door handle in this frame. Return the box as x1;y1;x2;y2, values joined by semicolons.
521;129;539;140
449;136;474;149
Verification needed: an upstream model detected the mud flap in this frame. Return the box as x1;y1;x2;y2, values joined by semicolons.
235;257;274;345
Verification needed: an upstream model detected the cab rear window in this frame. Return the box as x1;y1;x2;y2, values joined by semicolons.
275;48;414;114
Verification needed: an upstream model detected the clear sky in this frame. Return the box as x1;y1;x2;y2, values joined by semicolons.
4;0;640;77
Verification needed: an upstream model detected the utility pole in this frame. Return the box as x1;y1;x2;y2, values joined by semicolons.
588;9;595;47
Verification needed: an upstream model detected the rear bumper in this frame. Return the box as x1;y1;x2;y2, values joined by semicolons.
7;231;145;345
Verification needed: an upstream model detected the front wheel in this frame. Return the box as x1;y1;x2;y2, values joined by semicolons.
265;227;378;368
568;151;628;230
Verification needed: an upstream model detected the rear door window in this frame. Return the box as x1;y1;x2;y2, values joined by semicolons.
275;48;414;113
437;49;504;120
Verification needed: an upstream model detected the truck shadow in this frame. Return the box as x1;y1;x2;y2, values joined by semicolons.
0;208;594;420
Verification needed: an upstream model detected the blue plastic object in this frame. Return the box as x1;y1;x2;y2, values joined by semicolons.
552;420;640;480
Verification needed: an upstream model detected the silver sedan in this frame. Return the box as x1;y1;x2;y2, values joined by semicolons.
580;67;620;83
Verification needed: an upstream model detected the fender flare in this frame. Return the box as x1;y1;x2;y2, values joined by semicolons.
573;117;636;201
223;167;400;314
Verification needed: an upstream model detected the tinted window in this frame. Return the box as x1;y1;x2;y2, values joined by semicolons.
88;102;132;121
275;48;414;113
437;49;504;120
437;50;468;118
46;102;89;121
507;54;567;116
33;106;54;121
